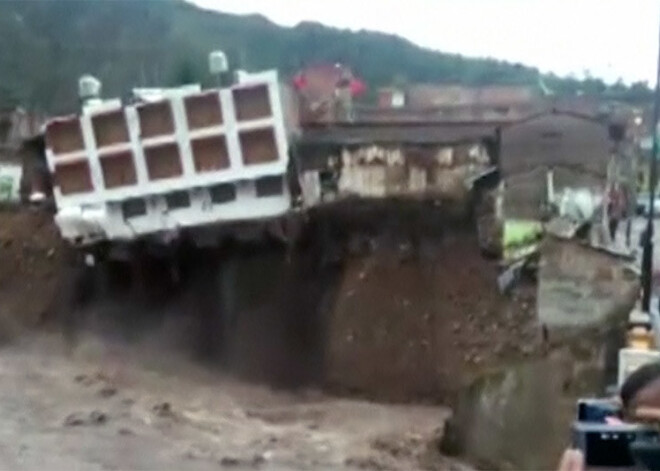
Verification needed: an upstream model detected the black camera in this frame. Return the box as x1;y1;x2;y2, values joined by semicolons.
572;399;660;469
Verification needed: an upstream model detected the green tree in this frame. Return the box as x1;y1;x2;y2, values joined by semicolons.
0;0;652;111
169;59;204;86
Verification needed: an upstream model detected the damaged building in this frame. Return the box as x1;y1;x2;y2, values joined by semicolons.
0;107;44;203
497;110;624;231
0;107;43;160
295;122;497;209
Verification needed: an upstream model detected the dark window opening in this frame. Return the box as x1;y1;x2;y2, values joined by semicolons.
0;119;11;143
122;198;147;219
210;183;236;204
319;170;338;192
165;191;190;210
255;176;283;197
609;123;626;142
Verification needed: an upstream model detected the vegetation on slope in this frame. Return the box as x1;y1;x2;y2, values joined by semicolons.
0;0;651;113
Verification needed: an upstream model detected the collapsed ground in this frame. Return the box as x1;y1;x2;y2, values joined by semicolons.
0;209;63;336
0;205;543;469
0;205;542;403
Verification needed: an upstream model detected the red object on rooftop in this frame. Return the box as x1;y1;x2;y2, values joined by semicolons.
292;64;366;97
292;73;307;90
349;78;367;97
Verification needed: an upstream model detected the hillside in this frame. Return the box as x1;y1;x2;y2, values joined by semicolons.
0;0;651;113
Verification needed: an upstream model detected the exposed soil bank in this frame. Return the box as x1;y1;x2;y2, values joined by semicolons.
0;209;63;336
7;206;636;470
0;205;541;404
324;229;539;402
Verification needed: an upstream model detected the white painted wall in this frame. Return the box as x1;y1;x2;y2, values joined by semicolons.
45;71;291;245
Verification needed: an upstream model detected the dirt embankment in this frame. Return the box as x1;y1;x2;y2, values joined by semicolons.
216;203;540;402
0;205;541;405
0;209;64;336
323;229;539;403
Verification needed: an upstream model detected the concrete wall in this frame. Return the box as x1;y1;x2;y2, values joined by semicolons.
444;238;638;470
445;346;616;470
538;238;638;330
44;71;293;244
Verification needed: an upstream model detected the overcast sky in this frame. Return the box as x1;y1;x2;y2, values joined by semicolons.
191;0;660;85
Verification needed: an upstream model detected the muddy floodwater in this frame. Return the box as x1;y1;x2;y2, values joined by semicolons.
0;332;469;471
0;211;642;470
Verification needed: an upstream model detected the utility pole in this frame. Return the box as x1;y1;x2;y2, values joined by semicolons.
641;13;660;311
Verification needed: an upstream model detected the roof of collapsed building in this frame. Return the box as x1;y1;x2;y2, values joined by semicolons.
298;122;499;146
297;105;622;149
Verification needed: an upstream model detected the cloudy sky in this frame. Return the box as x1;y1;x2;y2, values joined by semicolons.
191;0;660;84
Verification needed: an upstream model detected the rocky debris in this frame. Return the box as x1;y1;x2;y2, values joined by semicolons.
74;373;120;394
89;410;107;424
246;406;324;426
219;453;266;468
355;432;444;471
152;402;174;418
73;374;88;384
63;410;108;427
371;435;415;460
121;398;135;406
63;412;85;427
219;456;240;467
98;386;117;398
118;427;134;436
251;454;266;466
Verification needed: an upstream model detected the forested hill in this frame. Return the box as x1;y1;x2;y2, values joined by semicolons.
0;0;651;113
